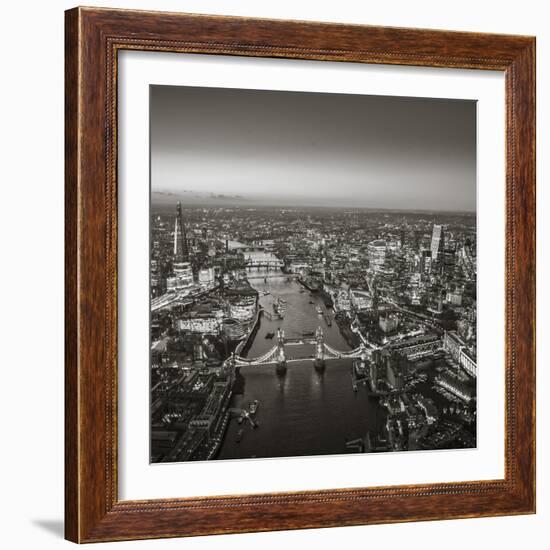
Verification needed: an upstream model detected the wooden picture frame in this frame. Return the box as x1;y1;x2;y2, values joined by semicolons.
65;6;536;543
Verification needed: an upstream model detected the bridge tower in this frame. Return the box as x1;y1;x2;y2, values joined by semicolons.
314;326;326;371
359;344;368;369
275;328;287;374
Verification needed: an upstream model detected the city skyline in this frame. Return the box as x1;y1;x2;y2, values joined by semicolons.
151;85;476;212
150;202;477;462
149;85;477;463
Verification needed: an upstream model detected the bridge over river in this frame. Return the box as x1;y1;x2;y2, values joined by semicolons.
227;327;366;371
216;271;385;461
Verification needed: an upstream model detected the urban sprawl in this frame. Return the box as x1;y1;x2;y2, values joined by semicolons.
151;201;477;462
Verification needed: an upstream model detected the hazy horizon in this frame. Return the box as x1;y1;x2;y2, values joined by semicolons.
151;189;476;214
151;85;476;212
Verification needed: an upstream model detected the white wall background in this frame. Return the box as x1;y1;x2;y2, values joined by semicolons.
0;1;546;548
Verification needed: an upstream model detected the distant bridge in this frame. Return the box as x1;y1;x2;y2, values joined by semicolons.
246;273;299;281
243;257;292;280
244;259;284;270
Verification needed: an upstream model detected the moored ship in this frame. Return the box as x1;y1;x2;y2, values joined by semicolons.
249;399;259;415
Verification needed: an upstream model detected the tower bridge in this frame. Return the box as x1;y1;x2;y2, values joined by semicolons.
226;327;367;372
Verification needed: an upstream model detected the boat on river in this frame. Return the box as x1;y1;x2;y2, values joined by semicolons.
273;297;286;318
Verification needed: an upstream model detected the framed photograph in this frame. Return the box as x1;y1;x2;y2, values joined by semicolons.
65;7;536;543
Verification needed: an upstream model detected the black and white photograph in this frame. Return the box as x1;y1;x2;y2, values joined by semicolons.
2;0;544;547
149;85;478;463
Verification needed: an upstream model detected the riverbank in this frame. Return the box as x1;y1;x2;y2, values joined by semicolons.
335;313;362;349
216;358;379;460
234;308;263;358
215;274;379;460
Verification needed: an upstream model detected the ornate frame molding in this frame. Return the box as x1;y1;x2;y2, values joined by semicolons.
65;7;535;543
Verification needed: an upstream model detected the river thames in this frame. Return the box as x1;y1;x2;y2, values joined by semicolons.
217;273;384;460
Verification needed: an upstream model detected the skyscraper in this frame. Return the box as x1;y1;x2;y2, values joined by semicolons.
430;224;444;263
367;240;387;272
443;247;456;275
173;201;189;261
399;228;406;249
421;249;432;275
169;202;194;290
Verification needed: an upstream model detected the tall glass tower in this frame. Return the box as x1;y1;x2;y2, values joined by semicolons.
430;224;445;263
173;201;189;261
